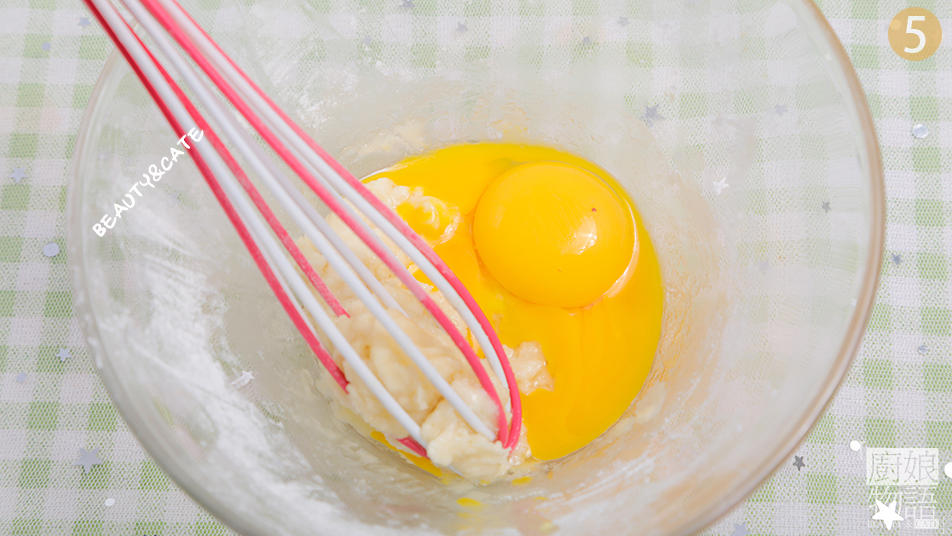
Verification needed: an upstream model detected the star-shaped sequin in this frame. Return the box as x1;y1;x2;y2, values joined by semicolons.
917;344;928;356
730;523;748;536
400;0;413;8
15;372;27;384
9;167;27;183
74;448;103;474
872;500;903;530
56;348;71;362
891;253;902;265
713;177;729;195
456;21;467;33
230;370;255;388
642;104;663;126
618;16;630;26
41;42;51;52
821;201;831;213
78;16;91;27
793;455;805;471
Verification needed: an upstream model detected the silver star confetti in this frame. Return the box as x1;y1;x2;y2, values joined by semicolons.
911;123;929;139
400;0;413;8
730;523;748;536
713;177;729;195
42;242;60;258
891;253;902;265
774;104;788;115
917;344;928;355
872;500;903;530
456;21;467;33
104;497;115;507
74;448;103;474
230;370;255;388
642;104;663;126
78;16;91;27
793;455;805;471
41;42;51;51
821;201;831;213
9;167;27;183
617;16;629;26
581;36;592;46
15;372;27;384
57;348;72;362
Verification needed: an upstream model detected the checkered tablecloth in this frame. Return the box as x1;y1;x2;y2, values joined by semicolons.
0;0;950;534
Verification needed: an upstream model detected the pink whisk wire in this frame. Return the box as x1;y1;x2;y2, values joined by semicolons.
162;1;520;449
81;0;350;392
85;0;523;453
137;0;511;449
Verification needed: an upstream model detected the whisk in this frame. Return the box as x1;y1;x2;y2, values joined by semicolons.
84;0;521;460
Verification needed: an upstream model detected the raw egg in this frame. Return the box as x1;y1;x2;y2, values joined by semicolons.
473;161;635;308
366;142;663;461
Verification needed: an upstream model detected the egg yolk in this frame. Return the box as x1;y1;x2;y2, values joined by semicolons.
366;143;663;461
473;162;635;308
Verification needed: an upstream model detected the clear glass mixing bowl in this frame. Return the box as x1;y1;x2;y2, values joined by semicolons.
68;0;884;534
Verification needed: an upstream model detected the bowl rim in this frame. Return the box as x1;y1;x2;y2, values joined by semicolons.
683;2;885;533
68;2;886;534
67;39;280;536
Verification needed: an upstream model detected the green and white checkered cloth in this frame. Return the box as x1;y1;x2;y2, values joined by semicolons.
0;0;950;534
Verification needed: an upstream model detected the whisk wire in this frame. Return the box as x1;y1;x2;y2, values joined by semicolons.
82;0;351;392
147;0;518;446
129;0;503;443
85;0;524;458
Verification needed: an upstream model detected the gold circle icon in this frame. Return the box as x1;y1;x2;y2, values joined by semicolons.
888;8;942;61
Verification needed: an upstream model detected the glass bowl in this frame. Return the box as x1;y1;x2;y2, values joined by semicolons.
68;0;884;534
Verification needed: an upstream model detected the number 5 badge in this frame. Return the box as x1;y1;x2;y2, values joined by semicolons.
888;8;942;61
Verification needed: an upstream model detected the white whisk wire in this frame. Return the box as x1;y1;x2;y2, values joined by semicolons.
83;0;524;459
122;0;500;443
